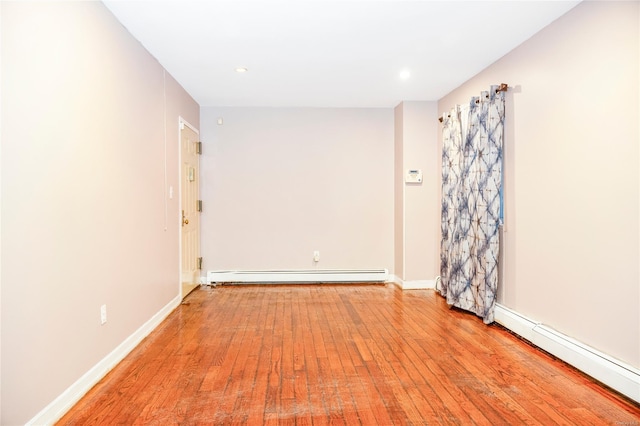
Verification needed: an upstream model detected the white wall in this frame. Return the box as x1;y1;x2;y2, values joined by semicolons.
0;2;199;424
438;1;639;369
200;107;394;272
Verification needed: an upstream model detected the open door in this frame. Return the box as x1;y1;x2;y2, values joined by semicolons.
180;119;200;299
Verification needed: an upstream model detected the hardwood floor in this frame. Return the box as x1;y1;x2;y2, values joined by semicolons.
58;284;640;425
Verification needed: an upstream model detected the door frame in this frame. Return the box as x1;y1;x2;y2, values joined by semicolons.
178;117;200;298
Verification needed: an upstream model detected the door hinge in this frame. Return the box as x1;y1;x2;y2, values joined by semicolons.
197;200;203;212
197;257;203;270
196;141;202;155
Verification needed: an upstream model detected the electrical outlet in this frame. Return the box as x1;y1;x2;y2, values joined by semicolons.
313;251;320;262
100;304;107;325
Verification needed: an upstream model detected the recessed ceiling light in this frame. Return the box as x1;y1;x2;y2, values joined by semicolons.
399;69;411;80
235;67;248;73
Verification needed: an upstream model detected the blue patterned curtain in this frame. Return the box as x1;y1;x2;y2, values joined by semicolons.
438;86;505;324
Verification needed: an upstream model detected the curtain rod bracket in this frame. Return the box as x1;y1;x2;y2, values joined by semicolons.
496;83;508;93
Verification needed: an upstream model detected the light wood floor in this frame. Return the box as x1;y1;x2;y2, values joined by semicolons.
58;284;640;425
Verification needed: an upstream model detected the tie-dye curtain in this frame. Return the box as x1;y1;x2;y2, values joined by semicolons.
437;86;505;324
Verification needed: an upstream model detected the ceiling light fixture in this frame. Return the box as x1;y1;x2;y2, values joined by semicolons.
399;69;411;80
235;67;248;73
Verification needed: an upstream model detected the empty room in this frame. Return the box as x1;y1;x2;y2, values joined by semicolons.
1;0;639;424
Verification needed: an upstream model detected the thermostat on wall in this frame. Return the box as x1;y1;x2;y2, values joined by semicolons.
405;169;423;184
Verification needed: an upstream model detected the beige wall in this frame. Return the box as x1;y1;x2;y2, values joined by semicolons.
396;102;439;282
0;2;3;420
200;107;394;272
0;2;199;424
438;1;639;368
394;105;404;278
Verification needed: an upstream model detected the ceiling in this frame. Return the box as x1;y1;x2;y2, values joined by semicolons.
103;0;581;108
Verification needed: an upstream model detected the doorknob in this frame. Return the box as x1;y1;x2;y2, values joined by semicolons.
182;210;189;226
184;218;189;225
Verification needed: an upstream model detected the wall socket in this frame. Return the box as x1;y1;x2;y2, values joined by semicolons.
100;304;107;325
313;251;320;262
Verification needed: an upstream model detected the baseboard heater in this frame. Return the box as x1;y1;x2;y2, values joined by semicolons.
207;269;389;285
495;304;640;403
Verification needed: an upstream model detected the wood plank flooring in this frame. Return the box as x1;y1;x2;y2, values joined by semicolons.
58;284;640;425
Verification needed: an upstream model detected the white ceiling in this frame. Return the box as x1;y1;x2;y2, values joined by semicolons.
103;0;581;108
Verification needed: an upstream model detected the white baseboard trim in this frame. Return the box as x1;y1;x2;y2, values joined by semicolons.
27;295;182;426
207;269;388;284
388;275;436;290
494;304;640;404
402;279;435;290
388;274;403;288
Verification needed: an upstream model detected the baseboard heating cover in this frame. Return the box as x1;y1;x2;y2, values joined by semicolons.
495;304;640;404
207;269;388;284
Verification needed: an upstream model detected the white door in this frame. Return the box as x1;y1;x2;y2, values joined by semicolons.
180;120;200;298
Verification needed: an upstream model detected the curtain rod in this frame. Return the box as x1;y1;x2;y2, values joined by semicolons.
438;83;508;122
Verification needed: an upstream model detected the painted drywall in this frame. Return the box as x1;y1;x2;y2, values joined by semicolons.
200;107;394;272
0;2;199;424
0;3;3;420
394;105;404;278
396;102;439;282
438;1;639;369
